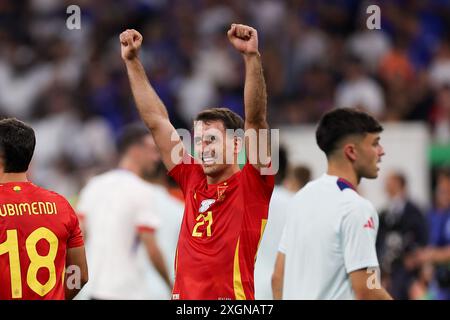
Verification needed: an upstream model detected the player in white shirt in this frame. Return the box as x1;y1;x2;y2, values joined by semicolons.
255;147;294;299
140;162;184;300
77;124;172;299
272;108;392;300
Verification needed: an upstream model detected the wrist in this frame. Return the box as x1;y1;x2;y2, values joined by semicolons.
124;56;141;66
243;51;261;61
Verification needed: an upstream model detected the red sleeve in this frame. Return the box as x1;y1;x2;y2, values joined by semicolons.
167;153;204;196
136;226;156;234
67;204;84;248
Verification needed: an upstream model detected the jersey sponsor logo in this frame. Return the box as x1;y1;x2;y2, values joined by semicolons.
172;293;180;300
364;217;375;229
199;199;215;213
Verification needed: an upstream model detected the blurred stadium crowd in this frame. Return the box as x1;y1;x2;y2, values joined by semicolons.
1;0;450;300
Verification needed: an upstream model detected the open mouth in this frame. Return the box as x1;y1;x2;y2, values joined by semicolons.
202;153;216;165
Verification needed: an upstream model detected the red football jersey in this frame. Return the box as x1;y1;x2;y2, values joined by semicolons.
169;156;274;300
0;182;84;300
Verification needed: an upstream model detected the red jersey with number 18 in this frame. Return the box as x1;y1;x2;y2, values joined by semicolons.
169;156;274;300
0;182;84;300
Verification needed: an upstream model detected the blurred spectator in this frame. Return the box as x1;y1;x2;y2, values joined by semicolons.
291;18;329;75
378;37;416;121
346;14;391;73
428;40;450;90
416;168;450;300
430;85;450;144
376;172;428;300
284;164;312;193
335;55;385;118
0;39;53;118
409;262;434;300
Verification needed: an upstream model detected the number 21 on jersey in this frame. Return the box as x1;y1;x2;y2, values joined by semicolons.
192;211;213;237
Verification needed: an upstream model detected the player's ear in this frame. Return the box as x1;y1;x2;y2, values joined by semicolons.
343;143;357;162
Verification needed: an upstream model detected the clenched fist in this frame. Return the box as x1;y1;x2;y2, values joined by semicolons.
227;24;259;55
120;29;143;61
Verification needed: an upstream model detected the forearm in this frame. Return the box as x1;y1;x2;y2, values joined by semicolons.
149;248;172;289
65;247;88;300
64;268;87;300
243;53;268;127
271;274;283;300
65;286;82;300
124;58;169;129
272;253;285;300
355;288;393;300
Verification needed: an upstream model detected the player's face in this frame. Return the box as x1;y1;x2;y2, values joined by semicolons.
354;133;384;179
138;135;160;177
194;120;236;177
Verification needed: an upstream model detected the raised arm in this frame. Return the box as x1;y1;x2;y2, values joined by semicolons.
227;24;270;170
120;29;185;171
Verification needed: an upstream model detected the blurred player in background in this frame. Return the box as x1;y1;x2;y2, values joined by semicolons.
0;118;88;300
77;124;171;299
284;164;312;193
255;147;301;299
142;161;183;299
120;23;274;300
272;108;392;300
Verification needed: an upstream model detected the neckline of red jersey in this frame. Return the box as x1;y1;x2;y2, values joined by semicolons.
0;181;33;187
206;169;241;188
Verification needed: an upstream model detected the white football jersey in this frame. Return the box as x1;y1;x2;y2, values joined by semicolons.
77;169;161;299
255;185;293;299
279;174;379;300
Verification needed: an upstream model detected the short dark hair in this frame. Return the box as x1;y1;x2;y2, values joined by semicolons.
316;108;383;156
117;123;150;156
292;165;311;187
195;108;244;131
0;118;36;173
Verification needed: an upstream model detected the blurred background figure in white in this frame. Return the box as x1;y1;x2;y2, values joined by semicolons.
255;147;311;299
139;161;184;300
76;124;172;299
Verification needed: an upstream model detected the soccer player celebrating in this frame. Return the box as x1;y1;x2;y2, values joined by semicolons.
120;24;274;300
272;108;392;300
0;118;88;300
